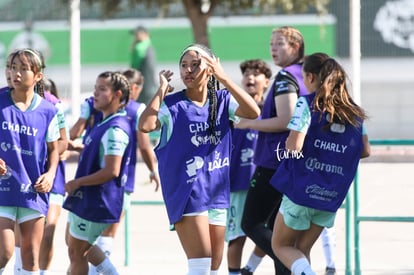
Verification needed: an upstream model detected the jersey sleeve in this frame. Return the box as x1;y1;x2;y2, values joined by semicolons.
135;103;146;131
273;71;300;97
287;96;311;134
155;101;175;149
46;113;60;142
228;95;239;122
54;102;67;130
101;126;130;156
79;98;92;120
362;124;368;135
158;101;173;139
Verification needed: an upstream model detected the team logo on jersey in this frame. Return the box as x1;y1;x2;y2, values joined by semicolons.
11;145;33;156
0;142;11;152
314;139;348;153
191;134;204;147
186;156;204;177
305;184;339;202
120;174;127;187
0;165;12;181
305;157;344;176
207;151;229;171
72;190;83;199
20;182;36;193
191;132;222;147
125;156;131;166
0;165;12;190
189;121;222;146
2;121;38;136
84;135;92;146
240;148;254;164
245;132;257;141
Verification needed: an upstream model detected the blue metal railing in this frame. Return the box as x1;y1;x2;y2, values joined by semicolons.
352;139;414;275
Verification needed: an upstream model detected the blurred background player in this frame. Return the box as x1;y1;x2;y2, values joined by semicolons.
68;68;159;274
130;26;157;105
226;59;272;275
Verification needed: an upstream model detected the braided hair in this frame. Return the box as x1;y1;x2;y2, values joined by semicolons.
180;43;220;136
97;71;130;109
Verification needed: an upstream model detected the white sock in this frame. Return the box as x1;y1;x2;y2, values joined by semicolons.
244;252;263;272
0;268;4;275
321;227;336;268
21;269;40;275
95;257;118;275
96;236;114;257
39;270;48;275
187;257;211;275
210;270;219;275
228;271;240;275
291;258;316;275
14;247;22;274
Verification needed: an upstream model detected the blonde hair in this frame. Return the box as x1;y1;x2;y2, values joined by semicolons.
272;26;305;62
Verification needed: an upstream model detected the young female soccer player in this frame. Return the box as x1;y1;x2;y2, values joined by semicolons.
236;26;308;275
270;53;370;275
226;59;271;275
63;71;132;275
0;48;60;274
139;44;260;275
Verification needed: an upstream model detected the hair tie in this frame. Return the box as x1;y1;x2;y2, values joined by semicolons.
23;49;43;69
181;46;211;59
